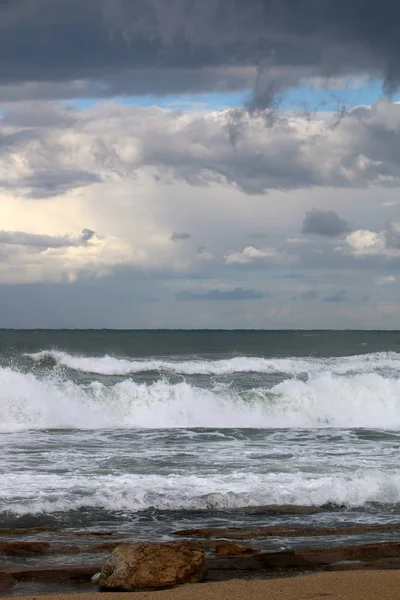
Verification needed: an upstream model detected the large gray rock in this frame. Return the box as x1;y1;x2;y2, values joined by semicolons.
99;543;205;591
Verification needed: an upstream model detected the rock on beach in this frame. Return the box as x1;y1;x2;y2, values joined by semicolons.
99;542;206;591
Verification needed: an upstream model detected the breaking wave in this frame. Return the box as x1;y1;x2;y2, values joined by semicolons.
3;469;400;515
2;364;400;431
26;349;400;377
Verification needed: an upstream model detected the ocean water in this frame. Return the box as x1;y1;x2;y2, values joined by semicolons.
2;330;400;552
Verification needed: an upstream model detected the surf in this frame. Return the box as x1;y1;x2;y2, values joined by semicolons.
26;349;400;376
2;365;400;431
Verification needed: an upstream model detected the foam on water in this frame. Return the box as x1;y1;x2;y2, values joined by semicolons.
26;350;315;375
26;350;400;376
4;338;400;533
2;364;400;431
2;468;400;515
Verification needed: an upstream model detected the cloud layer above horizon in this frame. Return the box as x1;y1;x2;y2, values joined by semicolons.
2;0;400;328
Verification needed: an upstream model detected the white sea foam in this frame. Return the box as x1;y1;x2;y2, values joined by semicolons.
26;350;400;377
5;347;400;526
26;350;313;375
2;468;400;515
2;365;400;431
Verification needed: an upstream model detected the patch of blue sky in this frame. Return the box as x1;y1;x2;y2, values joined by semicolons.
59;78;397;113
281;78;389;112
66;91;248;111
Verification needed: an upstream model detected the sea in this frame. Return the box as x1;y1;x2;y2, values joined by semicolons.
2;329;400;559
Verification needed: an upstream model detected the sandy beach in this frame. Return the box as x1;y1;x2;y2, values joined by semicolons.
3;571;400;600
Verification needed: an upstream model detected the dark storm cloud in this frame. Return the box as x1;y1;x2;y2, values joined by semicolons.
302;209;351;237
1;0;400;102
176;287;265;301
0;229;95;248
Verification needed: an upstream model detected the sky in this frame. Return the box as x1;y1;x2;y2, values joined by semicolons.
2;1;400;328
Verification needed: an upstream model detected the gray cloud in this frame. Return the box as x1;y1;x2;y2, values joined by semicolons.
300;289;319;301
302;209;351;237
323;288;348;302
196;246;214;260
1;102;79;127
6;100;400;198
0;116;102;196
385;221;400;248
170;232;191;241
249;232;269;239
16;171;101;199
81;229;95;242
0;229;95;248
1;0;400;102
176;287;265;301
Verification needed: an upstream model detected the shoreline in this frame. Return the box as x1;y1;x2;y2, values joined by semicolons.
3;571;400;600
3;525;400;597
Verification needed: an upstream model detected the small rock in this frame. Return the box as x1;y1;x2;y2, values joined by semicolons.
99;543;205;591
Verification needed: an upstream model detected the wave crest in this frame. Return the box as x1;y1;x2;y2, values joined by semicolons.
3;469;400;515
2;366;400;431
26;349;400;377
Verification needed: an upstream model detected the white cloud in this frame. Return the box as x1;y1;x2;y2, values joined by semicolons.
382;200;400;207
338;221;400;259
224;246;296;265
224;246;274;264
376;275;397;285
344;229;387;254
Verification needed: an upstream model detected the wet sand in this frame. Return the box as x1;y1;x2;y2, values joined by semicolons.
3;571;400;600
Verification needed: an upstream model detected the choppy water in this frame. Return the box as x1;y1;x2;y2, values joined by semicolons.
2;330;400;549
